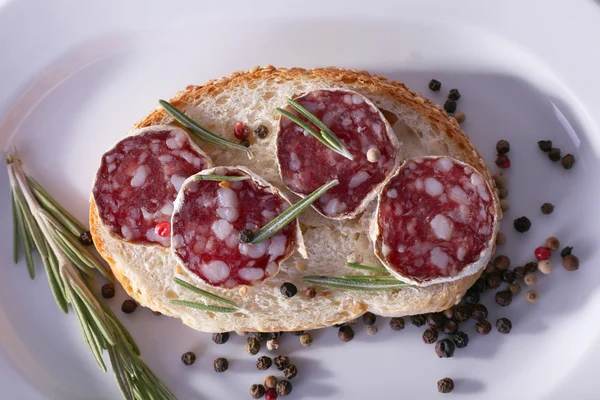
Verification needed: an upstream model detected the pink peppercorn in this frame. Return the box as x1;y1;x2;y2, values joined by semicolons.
534;246;551;261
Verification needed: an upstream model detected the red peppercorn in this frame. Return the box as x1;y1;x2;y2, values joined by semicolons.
495;154;511;169
534;246;551;261
155;221;171;237
234;122;249;140
265;388;278;400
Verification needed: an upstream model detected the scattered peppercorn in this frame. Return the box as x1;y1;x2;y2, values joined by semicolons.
508;282;522;296
444;99;457;113
276;380;292;397
251;384;266;399
496;231;507;246
463;289;480;306
254;125;269;139
496;140;510;154
264;375;278;389
428;79;442;91
234;122;249;140
453;332;469;348
454;111;466;124
299;333;313;347
181;351;196;366
214;357;229;373
267;332;282;341
560;246;573;258
389;317;405;331
526;290;539;303
338;325;355;342
524;272;537;286
544;237;560;251
473;278;487;293
274;355;290;371
79;231;93;246
496;318;512;334
493;172;509;187
239;229;255;243
435;339;455;358
427;313;445;329
283;364;298;380
502;270;516;284
304;287;316;299
561;153;575;169
265;388;277;400
236;331;248;337
362;312;376;326
411;314;427;327
423;328;438;344
495;290;513;307
366;147;381;163
266;339;279;351
280;282;297;298
257;356;273;370
290;331;305;337
538;140;552;152
524;261;538;273
121;299;137;314
447;88;461;101
494;255;511;270
485;262;497;274
541;202;555;215
538;260;552;275
442;308;455;320
152;311;162;316
514;266;526;279
453;305;470;323
246;337;261;355
253;332;269;341
443;320;458;335
101;283;115;299
495;153;511;169
471;304;488;321
438;377;455;394
500;199;510;212
367;325;378;336
498;187;508;199
212;332;230;345
476;320;492;335
240;138;251;148
514;216;531;233
548;147;561;161
534;246;551;261
486;271;502;290
562;254;579;271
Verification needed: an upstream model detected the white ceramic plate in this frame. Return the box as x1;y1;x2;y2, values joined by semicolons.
2;0;600;399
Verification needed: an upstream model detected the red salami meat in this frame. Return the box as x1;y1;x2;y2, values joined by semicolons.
372;156;497;286
171;167;300;288
276;89;400;219
93;125;211;247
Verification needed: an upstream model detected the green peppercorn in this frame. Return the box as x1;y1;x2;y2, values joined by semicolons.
389;317;405;331
561;153;575;169
496;140;510;154
213;357;229;373
538;140;552;152
494;255;510;270
541;202;555;214
493;172;509;187
495;290;513;307
254;125;269;139
562;254;579;271
283;364;298;380
476;320;492;335
276;380;293;397
181;351;196;366
246;337;261;355
438;377;455;393
101;283;115;299
428;79;442;91
411;314;427;327
444;99;457;113
435;339;455;358
299;333;313;347
514;216;531;233
256;356;272;370
548;147;561;161
362;312;376;325
274;355;290;370
471;304;488;321
250;384;266;399
422;328;438;344
496;318;512;334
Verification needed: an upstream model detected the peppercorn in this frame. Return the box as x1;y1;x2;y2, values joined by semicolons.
121;300;137;314
214;357;229;373
364;326;377;337
246;337;261;355
239;229;255;243
304;287;316;299
508;282;522;295
428;79;442;91
525;290;539;303
265;388;277;400
389;317;405;331
561;153;575;169
453;305;470;323
442;308;455;320
563;254;579;271
240;138;251;148
290;331;305;337
541;202;555;215
267;332;282;341
152;311;162;316
471;304;488;321
410;314;427;327
299;333;313;347
514;216;531;233
254;125;269;139
498;187;508;199
444;99;457;113
362;312;376;325
495;290;513;307
485;262;497;274
534;246;551;261
257;356;273;370
538;140;552;152
495;154;511;169
463;289;480;306
443;320;458;335
253;332;269;341
560;246;573;258
500;270;515;284
79;231;93;246
500;199;511;212
486;271;502;290
454;111;466;124
473;278;487;293
496;232;507;246
283;364;297;380
438;377;455;394
493;172;509;187
548;147;561;161
538;260;552;275
524;272;537;286
435;339;455;358
236;331;248;337
338;325;354;342
264;375;278;389
514;266;526;279
476;320;492;335
545;237;560;251
101;283;115;299
266;339;279;351
447;88;460;101
234;122;249;140
423;328;438;344
276;380;292;397
496;140;510;154
251;384;266;399
494;255;510;271
427;313;445;329
453;332;469;348
181;351;196;366
280;282;297;298
366;147;381;163
212;332;229;345
524;261;538;273
496;318;512;334
274;355;290;371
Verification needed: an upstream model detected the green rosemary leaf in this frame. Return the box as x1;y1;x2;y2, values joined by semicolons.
14;197;35;279
70;295;107;372
12;193;19;264
345;262;389;273
173;277;241;308
250;179;339;244
276;108;332;150
170;299;239;313
159;100;254;157
101;309;140;357
194;174;250;182
42;252;69;313
51;230;95;278
341;275;398;281
303;275;410;291
108;347;134;400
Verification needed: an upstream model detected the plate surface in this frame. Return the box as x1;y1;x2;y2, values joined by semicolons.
1;0;600;399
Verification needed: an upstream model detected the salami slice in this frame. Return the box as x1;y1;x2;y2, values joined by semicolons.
171;166;302;288
371;156;498;286
92;125;212;247
276;89;401;219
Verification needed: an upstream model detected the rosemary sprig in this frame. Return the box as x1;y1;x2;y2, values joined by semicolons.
249;179;339;244
173;277;241;309
169;300;239;314
303;275;411;291
7;150;176;400
159;100;253;158
345;262;389;273
194;174;249;182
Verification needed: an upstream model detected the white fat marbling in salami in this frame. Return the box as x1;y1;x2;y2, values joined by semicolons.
171;167;298;288
373;156;496;286
92;126;211;247
276;89;400;219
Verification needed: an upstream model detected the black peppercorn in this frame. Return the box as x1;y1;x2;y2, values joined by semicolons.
181;351;196;366
473;278;486;293
476;320;492;335
444;99;457;113
240;139;251;148
438;377;455;394
250;384;266;399
495;290;513;307
496;140;510;154
389;317;405;331
435;339;455;358
443;320;458;335
267;332;282;341
101;283;115;299
253;332;269;341
254;125;269;139
502;270;516;284
561;154;575;169
280;282;297;298
463;289;480;306
513;266;526;279
246;337;261;355
471;304;488;321
453;331;469;348
290;330;305;337
496;318;512;334
428;79;442;91
276;380;293;397
422;328;438;344
152;311;162;316
538;140;552;152
486;271;502;290
121;299;137;314
427;313;445;329
338;325;355;342
560;246;573;258
256;356;272;370
514;216;531;233
213;357;229;373
448;89;461;101
541;202;555;214
79;231;93;245
548;147;561;162
274;355;290;370
410;314;427;327
239;229;254;243
453;305;470;323
362;312;376;326
283;364;298;380
524;261;538;273
494;255;510;270
442;308;455;320
212;332;230;345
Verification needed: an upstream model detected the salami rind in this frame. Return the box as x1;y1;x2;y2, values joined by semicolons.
276;89;401;219
92;125;212;247
370;156;498;287
171;166;304;288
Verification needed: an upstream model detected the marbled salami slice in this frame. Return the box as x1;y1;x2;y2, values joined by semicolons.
371;156;498;286
171;166;302;288
92;125;212;247
276;89;401;219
